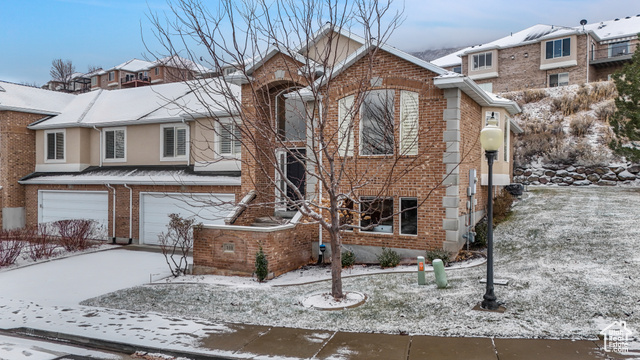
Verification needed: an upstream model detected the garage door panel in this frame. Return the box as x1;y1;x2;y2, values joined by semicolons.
38;190;109;239
140;193;234;245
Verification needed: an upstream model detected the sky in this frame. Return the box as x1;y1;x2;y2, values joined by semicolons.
0;0;638;86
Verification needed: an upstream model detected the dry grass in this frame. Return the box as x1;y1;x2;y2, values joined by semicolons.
594;100;616;123
569;115;595;137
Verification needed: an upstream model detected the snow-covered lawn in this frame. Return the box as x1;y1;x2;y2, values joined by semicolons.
82;187;640;341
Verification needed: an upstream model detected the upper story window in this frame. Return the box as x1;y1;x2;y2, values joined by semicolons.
108;71;115;81
360;89;394;155
277;91;307;141
219;122;241;156
104;128;126;161
91;76;97;86
545;38;571;59
154;68;159;76
472;52;492;70
161;124;188;160
609;41;630;57
452;66;462;74
45;130;65;162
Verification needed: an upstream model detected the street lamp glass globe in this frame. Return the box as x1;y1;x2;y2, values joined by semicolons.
480;113;504;151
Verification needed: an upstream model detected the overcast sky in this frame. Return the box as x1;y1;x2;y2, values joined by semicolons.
0;0;638;86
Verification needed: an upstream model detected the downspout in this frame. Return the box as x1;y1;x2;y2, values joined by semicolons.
105;184;116;243
123;184;133;244
93;126;102;167
586;33;590;84
317;95;324;263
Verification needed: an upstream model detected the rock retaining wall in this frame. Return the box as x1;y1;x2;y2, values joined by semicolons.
513;164;640;186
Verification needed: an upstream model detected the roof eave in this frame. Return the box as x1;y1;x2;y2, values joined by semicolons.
433;75;521;116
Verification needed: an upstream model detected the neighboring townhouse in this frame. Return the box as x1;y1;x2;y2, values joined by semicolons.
432;15;640;93
192;25;522;277
0;80;242;244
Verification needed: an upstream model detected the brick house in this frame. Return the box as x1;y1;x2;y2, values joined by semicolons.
193;25;522;276
2;26;521;278
432;16;640;93
0;80;241;244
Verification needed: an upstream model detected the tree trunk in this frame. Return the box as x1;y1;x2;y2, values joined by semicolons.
330;229;343;299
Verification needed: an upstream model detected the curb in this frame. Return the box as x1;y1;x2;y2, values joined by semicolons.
3;327;234;360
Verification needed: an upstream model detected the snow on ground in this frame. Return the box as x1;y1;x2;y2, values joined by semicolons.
82;187;640;343
0;334;121;360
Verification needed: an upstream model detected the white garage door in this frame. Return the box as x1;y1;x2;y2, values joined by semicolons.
139;192;234;245
38;190;109;238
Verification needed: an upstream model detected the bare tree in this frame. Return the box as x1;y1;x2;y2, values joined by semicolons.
148;0;471;299
50;59;75;90
87;64;102;74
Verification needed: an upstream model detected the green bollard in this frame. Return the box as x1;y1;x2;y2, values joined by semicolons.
417;256;426;285
433;259;448;288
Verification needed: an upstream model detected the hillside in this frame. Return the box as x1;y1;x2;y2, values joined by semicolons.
410;47;464;62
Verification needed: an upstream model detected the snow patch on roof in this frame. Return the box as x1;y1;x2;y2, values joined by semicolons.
0;81;76;115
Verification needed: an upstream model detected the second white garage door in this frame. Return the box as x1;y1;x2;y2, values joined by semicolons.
139;192;235;245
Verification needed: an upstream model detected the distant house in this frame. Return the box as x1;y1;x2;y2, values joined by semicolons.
432;16;640;92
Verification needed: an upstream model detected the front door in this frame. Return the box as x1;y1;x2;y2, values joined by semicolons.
277;148;306;210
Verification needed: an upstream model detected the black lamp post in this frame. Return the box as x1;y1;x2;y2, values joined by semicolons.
479;112;503;311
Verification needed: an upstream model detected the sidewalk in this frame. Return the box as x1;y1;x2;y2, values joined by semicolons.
6;322;637;360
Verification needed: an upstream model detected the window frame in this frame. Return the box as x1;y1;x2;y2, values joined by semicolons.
549;72;569;87
359;89;395;156
609;41;630;57
359;196;394;234
400;197;418;236
108;71;115;82
472;52;493;71
160;123;189;161
545;37;571;59
44;129;65;163
217;122;242;158
103;127;126;162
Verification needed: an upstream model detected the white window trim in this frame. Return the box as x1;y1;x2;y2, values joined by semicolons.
399;90;419;156
359;89;395;157
549;72;569;87
399;197;418;236
338;95;355;157
160;123;190;162
504;117;510;162
359;196;394;235
472;52;493;71
44;129;66;163
102;127;127;163
217;122;241;159
545;37;571;59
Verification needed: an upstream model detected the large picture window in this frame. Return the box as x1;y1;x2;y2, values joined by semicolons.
609;41;630;57
360;197;393;233
545;38;571;59
361;89;394;155
162;124;188;160
549;73;569;87
472;52;492;70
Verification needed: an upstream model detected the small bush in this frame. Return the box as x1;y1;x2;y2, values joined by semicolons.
474;219;488;248
158;214;199;277
569;115;595;137
377;247;400;268
341;249;356;268
425;249;451;266
595;100;616;123
493;191;514;225
522;89;547;103
50;219;100;252
0;230;25;267
25;226;57;261
255;246;269;282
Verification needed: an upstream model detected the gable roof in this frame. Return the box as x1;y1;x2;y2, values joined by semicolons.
28;80;240;130
0;81;76;115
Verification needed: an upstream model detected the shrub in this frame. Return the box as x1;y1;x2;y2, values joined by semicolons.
158;214;199;277
474;219;488;248
25;225;57;261
493;191;514;225
255;246;269;282
569;115;595;137
522;89;547;103
0;230;25;267
51;219;100;252
341;249;356;268
425;249;451;266
595;100;616;123
377;247;400;268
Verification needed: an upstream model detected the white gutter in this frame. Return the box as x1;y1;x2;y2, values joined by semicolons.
93;126;102;167
123;184;133;242
317;96;323;254
105;184;116;241
19;178;241;186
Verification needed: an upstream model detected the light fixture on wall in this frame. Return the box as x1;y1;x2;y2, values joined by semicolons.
511;55;515;60
524;53;529;58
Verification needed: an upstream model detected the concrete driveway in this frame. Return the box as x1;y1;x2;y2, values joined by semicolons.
0;247;171;305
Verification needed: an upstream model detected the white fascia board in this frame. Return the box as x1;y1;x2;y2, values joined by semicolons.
434;75;521;115
19;177;241;186
0;105;60;116
201;223;295;232
469;71;499;80
540;59;578;70
224;73;253;85
510;119;524;134
463;45;500;55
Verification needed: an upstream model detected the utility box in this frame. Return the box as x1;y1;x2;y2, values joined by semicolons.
417;256;426;285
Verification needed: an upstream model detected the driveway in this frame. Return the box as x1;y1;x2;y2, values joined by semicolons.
0;247;171;305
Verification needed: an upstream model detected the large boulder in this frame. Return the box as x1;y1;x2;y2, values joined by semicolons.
573;180;591;186
618;170;636;181
610;166;625;174
556;169;569;177
587;174;600;182
597;179;617;186
524;169;533;176
527;176;539;182
575;166;586;174
545;170;557;177
572;173;586;180
563;176;574;184
538;176;549;184
602;172;618;181
595;167;609;175
627;165;640;174
514;168;525;176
